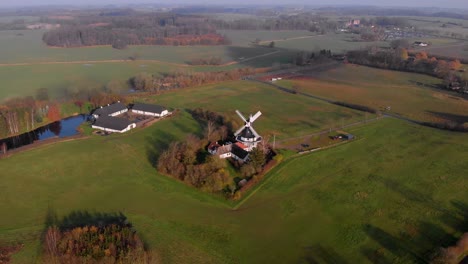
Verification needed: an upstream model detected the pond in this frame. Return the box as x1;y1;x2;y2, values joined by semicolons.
0;115;88;152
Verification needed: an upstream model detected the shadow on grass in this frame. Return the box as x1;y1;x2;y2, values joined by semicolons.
303;245;349;264
225;46;295;68
426;111;468;124
145;130;176;167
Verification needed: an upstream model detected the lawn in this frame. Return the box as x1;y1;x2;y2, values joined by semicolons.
277;64;468;124
1;115;466;264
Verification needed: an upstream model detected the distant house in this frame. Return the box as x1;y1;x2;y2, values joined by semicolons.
345;19;360;28
131;103;169;117
344;134;355;140
413;41;429;47
92;116;136;133
92;102;128;119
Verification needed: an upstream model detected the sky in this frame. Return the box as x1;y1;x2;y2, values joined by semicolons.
1;0;468;9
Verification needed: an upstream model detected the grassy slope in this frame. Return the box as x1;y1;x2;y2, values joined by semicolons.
278;64;468;123
2;116;467;264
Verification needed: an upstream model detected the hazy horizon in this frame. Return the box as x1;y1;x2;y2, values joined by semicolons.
1;0;468;9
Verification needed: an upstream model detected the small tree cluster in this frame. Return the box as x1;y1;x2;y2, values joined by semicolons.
157;135;232;193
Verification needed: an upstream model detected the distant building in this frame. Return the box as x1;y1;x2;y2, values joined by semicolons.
92;102;128;119
345;19;360;28
131;103;169;117
413;41;429;47
92;116;136;133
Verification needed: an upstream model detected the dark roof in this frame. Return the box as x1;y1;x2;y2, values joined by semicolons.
93;103;127;116
231;145;249;160
93;116;133;131
132;103;166;114
238;127;256;139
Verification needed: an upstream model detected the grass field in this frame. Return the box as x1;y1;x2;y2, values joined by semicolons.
0;61;229;100
277;64;468;124
272;33;389;53
1;113;467;263
0;30;281;65
146;80;367;139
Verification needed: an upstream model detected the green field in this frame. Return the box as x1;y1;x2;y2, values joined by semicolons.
0;30;280;65
271;32;389;53
1;109;467;263
277;64;468;124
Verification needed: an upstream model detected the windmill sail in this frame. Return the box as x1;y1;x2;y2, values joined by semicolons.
235;110;247;123
250;111;262;122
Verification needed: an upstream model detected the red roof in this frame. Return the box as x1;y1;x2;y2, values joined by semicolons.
235;142;248;150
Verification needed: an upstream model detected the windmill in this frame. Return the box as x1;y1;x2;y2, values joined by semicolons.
234;110;262;151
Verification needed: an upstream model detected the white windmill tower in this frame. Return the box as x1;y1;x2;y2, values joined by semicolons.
234;110;262;151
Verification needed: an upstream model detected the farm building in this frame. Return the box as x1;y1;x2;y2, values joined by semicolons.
231;144;250;162
92;116;136;133
208;142;232;159
92;102;127;119
131;103;169;117
413;41;429;47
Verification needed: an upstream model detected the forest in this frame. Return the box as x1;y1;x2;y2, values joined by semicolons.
41;12;230;47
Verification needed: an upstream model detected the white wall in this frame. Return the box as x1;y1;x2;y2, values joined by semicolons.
131;109;168;117
92;123;136;133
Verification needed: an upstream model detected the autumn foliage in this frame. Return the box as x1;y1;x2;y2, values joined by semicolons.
47;104;61;122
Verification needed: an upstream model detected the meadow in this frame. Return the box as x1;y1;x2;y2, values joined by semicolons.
1;111;466;263
277;64;468;124
271;33;389;53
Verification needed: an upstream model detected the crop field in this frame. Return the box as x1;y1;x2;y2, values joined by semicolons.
412;41;468;60
277;64;468;124
405;16;468;38
1;112;467;263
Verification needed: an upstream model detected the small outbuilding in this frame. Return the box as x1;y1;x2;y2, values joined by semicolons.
92;116;136;133
131;103;169;117
92;102;128;119
344;134;354;140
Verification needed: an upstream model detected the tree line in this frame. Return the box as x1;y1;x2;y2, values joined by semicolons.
41;12;230;47
128;67;260;93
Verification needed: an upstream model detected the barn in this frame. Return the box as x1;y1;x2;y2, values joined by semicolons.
92;116;136;133
92;102;128;119
131;103;169;117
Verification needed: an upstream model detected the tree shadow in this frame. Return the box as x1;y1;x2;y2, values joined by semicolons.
225;46;295;68
58;211;129;230
303;245;349;264
426;111;468;124
363;225;423;263
440;200;468;236
145;130;176;167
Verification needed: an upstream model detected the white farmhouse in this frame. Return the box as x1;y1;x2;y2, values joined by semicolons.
131;103;169;117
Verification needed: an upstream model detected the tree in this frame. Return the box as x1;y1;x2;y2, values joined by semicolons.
390;39;410;49
268;41;275;48
249;147;266;173
132;72;153;91
449;59;462;71
397;48;409;60
47;104;61;122
415;51;428;60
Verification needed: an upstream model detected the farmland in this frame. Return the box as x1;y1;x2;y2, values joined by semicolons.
1;109;467;263
276;64;468;124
